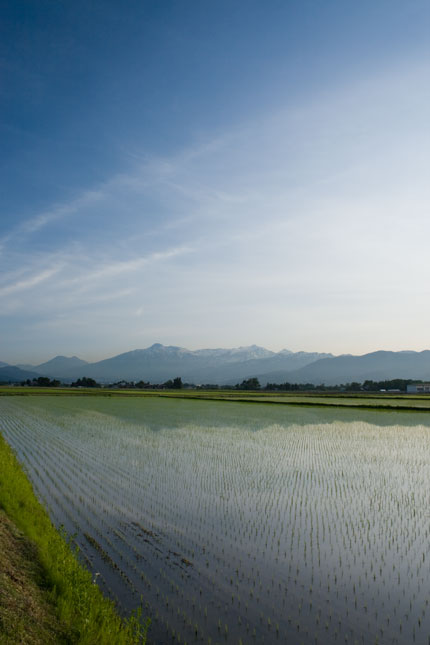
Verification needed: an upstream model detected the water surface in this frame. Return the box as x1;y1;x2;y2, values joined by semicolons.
1;396;429;644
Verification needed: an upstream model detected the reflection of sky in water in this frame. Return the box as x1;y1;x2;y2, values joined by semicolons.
1;395;430;645
20;394;430;431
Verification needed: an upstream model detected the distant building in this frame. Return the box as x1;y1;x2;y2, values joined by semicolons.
407;383;430;393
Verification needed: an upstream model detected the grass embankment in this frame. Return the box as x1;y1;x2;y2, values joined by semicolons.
0;434;148;644
2;386;430;411
0;508;69;643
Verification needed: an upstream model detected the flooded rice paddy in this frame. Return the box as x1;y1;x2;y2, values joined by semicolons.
0;395;429;644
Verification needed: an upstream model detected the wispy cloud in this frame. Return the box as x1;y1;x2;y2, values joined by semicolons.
0;190;104;252
23;190;103;234
0;265;62;297
81;247;191;282
1;56;429;360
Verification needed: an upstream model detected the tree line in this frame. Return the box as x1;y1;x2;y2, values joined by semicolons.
20;376;425;392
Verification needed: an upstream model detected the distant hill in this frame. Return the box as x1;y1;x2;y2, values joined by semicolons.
0;366;41;383
31;355;88;378
0;361;9;368
257;350;430;385
7;346;430;386
219;351;334;385
32;344;332;384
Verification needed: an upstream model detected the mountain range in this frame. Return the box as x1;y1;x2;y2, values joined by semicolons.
2;344;430;386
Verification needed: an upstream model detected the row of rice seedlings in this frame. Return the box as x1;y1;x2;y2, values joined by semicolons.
0;407;207;642
1;396;430;643
0;412;414;644
0;406;410;640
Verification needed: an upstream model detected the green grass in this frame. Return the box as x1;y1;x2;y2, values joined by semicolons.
0;433;149;644
2;385;430;411
0;508;69;643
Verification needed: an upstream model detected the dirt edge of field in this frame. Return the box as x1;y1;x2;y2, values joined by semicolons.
0;509;70;644
0;432;149;644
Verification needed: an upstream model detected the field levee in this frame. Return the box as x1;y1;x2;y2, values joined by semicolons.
2;385;430;412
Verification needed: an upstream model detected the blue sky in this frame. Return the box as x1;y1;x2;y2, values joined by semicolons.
1;1;430;363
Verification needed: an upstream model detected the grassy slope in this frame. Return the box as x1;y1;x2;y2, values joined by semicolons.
2;386;430;410
0;509;69;644
0;434;148;644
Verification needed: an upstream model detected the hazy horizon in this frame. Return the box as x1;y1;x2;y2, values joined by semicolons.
2;1;429;362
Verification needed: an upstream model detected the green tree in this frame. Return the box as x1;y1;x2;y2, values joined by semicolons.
71;377;100;388
237;377;260;390
172;376;183;389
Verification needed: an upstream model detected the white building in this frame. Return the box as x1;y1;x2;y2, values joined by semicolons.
407;383;430;393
